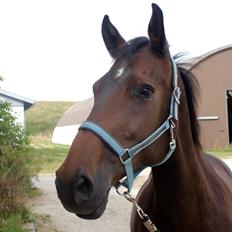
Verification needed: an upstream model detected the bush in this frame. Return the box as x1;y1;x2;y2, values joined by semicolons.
0;102;39;224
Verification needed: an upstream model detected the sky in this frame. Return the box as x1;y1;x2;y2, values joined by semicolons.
0;0;232;101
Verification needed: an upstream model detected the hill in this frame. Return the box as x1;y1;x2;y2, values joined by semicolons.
26;101;75;136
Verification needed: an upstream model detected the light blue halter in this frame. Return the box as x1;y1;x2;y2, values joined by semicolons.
79;57;181;192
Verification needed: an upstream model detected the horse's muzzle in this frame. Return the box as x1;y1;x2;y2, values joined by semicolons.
55;171;110;219
72;174;94;204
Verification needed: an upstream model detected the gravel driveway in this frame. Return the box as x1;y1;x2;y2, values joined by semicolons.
29;169;149;232
29;160;232;232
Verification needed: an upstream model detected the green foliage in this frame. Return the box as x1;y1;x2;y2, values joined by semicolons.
0;214;27;232
25;101;74;136
0;102;28;149
0;207;32;232
0;101;39;223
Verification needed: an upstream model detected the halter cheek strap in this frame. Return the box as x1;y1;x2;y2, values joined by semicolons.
79;57;181;192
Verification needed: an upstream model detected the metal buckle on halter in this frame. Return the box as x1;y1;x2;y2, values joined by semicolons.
168;116;176;149
173;87;181;104
167;115;175;139
119;149;131;165
170;118;175;129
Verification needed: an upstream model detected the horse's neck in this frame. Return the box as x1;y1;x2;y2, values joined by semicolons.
152;132;207;205
151;97;210;229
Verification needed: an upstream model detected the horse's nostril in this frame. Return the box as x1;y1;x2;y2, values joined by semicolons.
73;175;93;204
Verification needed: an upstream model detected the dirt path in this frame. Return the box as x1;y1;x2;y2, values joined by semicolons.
29;160;232;232
29;169;149;232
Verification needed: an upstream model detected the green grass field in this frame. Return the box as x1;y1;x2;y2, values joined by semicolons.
25;101;73;173
26;101;74;136
27;136;70;173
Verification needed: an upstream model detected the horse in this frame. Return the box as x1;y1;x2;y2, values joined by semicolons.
55;3;232;231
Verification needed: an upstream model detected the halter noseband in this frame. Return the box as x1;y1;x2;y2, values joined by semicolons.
79;57;181;192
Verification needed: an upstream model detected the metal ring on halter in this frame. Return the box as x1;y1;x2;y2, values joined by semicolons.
170;119;176;129
115;181;128;196
119;149;131;165
170;140;176;148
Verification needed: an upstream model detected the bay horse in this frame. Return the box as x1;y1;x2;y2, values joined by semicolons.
55;3;232;231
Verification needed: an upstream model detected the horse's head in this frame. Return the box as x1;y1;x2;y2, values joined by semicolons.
56;4;176;219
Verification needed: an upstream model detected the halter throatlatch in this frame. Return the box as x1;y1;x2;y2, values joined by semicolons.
79;57;181;192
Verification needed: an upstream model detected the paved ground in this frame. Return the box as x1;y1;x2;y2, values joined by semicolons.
29;169;149;232
29;160;232;232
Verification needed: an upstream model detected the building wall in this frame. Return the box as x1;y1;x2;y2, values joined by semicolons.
52;124;79;145
191;49;232;147
0;96;25;126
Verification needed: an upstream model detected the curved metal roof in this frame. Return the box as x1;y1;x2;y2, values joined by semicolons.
177;44;232;71
56;98;93;127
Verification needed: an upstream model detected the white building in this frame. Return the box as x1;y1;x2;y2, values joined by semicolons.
0;89;35;126
52;98;93;145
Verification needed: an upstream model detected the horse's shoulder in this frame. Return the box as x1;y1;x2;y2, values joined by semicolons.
199;154;232;227
203;153;232;200
203;153;232;178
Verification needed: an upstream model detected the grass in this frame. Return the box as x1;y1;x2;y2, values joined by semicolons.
0;214;27;232
1;212;59;232
26;101;74;136
25;101;74;172
27;136;70;173
0;207;32;232
206;144;232;159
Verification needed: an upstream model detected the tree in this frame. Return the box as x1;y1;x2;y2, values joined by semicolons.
0;100;38;222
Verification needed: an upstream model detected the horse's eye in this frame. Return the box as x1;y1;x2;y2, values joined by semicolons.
136;84;154;99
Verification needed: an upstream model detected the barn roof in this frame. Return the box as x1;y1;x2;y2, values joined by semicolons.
0;89;35;110
56;98;93;127
177;44;232;71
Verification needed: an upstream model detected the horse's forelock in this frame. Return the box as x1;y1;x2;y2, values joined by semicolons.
114;37;149;61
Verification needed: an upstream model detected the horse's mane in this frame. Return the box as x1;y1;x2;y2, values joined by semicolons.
177;65;201;149
115;37;201;149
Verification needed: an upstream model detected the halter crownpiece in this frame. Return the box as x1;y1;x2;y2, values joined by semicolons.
79;57;181;192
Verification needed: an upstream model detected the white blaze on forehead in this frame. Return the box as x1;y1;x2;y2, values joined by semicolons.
115;67;125;79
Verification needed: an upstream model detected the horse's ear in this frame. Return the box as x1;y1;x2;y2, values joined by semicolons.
102;15;126;58
148;4;169;57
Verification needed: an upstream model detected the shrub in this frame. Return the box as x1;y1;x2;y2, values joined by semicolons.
0;101;39;224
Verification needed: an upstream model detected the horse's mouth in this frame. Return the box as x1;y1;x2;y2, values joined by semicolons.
75;191;109;220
